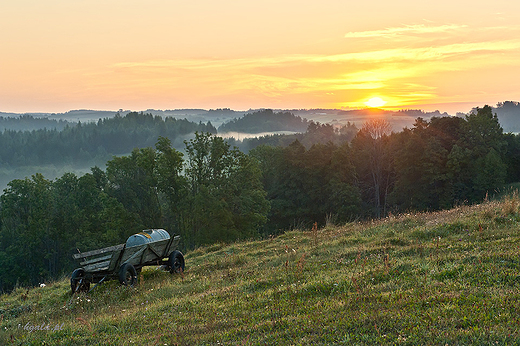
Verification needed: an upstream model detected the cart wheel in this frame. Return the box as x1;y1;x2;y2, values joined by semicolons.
71;268;90;294
119;263;138;286
168;250;185;274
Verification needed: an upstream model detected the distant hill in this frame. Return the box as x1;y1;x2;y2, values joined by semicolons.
48;109;120;122
0;112;216;190
0;110;121;128
0;111;216;167
148;108;247;128
289;108;452;132
0;115;70;132
218;109;310;133
3;101;519;134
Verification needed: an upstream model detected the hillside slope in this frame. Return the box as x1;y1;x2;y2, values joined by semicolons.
2;196;520;345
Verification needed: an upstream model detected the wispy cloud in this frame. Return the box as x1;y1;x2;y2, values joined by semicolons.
344;24;468;38
317;40;520;63
101;32;520;109
111;38;520;74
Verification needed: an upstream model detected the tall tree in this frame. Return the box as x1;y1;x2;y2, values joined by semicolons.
458;105;507;201
250;140;360;231
0;174;53;290
105;147;162;229
182;132;269;246
155;136;187;237
390;116;465;211
351;119;393;218
0;170;133;292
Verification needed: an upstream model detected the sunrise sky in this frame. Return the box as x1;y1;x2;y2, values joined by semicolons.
1;0;519;114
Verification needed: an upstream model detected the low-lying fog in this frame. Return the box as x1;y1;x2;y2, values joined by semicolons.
218;131;299;140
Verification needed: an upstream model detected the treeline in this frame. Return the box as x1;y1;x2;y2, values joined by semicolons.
228;121;359;152
0;133;267;291
218;109;310;133
251;106;519;229
1;105;519;292
0;112;216;167
0;115;70;132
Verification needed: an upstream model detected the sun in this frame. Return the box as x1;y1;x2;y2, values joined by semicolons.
365;97;387;108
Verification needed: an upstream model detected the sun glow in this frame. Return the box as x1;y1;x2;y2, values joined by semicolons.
365;97;387;108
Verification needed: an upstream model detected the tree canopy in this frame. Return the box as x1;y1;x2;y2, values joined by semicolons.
1;105;520;292
0;112;216;167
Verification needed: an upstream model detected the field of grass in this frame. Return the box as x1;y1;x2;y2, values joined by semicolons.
2;195;520;345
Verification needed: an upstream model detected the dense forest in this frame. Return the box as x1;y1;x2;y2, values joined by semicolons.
0;115;70;132
0;112;216;167
232;121;359;152
218;109;310;133
1;105;519;292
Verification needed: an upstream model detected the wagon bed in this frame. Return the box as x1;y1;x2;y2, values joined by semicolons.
70;229;184;294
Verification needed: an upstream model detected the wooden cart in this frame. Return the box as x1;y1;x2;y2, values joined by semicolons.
70;229;184;294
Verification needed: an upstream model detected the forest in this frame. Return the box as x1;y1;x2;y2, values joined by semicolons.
218;109;310;133
0;105;519;292
0;115;70;132
0;112;216;167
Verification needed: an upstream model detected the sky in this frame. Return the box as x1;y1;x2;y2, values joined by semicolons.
1;0;520;114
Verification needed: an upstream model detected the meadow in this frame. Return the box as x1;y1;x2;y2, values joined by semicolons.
1;195;520;345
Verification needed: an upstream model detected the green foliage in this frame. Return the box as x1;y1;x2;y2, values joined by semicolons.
2;197;520;345
232;121;358;152
218;109;309;133
181;133;270;246
154;136;188;235
0;112;215;167
390;108;518;210
390;116;465;210
351;119;393;218
0;115;69;132
0;132;270;292
0;172;132;292
251;140;360;232
105;148;162;229
2;104;520;293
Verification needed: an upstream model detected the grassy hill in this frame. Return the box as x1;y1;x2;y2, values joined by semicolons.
2;195;520;345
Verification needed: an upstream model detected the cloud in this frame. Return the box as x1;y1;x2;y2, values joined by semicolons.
344;24;468;38
111;38;520;76
320;40;520;64
99;33;520;109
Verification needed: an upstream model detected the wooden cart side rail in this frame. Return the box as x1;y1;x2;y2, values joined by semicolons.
73;244;125;260
84;260;111;272
80;254;112;266
164;235;181;257
107;248;125;272
120;246;147;267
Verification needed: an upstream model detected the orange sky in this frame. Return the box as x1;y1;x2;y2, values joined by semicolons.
1;0;519;114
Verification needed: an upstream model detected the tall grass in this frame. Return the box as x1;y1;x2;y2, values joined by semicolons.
2;195;520;345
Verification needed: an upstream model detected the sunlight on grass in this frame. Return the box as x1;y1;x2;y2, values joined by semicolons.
2;195;520;345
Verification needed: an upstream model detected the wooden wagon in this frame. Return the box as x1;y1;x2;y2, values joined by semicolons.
70;229;184;294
